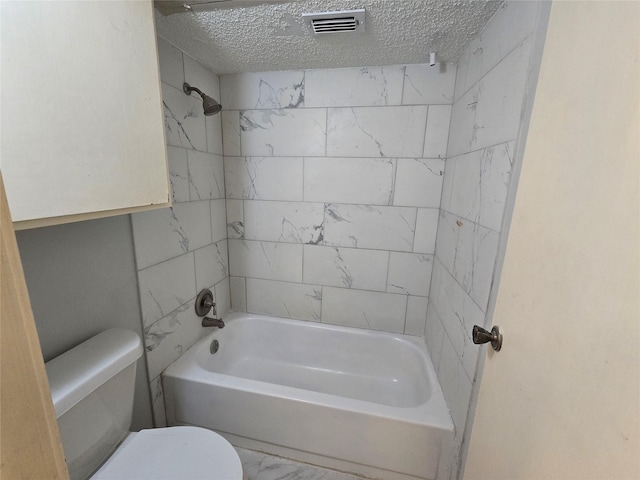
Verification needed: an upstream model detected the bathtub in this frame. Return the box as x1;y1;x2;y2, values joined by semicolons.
163;313;454;480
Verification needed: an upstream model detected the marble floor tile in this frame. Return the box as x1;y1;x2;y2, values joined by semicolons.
236;448;365;480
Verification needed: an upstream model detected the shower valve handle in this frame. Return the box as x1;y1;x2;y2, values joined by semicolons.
195;289;216;317
472;325;503;351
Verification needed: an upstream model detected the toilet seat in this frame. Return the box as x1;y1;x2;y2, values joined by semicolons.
91;426;244;479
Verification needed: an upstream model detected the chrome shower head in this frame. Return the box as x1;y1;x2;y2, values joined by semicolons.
183;82;222;116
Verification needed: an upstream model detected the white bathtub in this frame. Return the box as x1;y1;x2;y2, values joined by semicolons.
163;313;453;480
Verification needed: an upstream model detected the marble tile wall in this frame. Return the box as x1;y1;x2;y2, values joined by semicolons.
221;63;457;336
131;37;228;426
424;2;545;477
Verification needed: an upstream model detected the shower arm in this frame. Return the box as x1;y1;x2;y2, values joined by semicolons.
183;83;205;98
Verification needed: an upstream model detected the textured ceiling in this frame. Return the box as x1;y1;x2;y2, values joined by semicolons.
155;0;502;75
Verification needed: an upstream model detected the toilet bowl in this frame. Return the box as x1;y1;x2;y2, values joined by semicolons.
45;328;244;480
92;426;243;479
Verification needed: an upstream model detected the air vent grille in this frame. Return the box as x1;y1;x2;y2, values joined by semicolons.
302;9;365;35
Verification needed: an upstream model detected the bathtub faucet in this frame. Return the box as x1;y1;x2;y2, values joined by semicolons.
202;316;225;328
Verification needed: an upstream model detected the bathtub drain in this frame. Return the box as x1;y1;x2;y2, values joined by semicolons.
210;339;219;354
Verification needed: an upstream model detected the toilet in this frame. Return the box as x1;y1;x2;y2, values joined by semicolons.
45;328;245;480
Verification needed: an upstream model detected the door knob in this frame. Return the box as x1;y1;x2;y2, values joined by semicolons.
472;325;503;351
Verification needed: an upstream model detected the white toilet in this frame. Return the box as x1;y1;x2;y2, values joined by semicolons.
45;328;245;480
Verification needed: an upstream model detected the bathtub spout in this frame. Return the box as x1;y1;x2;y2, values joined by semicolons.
202;317;225;328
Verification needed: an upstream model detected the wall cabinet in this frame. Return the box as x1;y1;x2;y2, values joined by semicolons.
0;0;170;229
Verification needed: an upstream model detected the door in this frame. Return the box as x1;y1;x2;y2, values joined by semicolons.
464;2;639;479
0;173;69;478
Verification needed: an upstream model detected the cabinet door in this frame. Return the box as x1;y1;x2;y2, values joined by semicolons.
1;0;170;229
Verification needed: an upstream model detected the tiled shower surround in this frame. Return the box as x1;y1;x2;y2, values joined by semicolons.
131;37;229;426
222;64;456;335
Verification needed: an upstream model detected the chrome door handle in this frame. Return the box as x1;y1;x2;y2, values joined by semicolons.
472;325;503;351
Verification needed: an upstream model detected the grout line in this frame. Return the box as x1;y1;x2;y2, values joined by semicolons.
420;105;430;158
447;138;517;162
403;294;409;334
455;31;536;102
324;108;329;157
243;276;248;311
400;65;407;105
301;241;305;284
389;158;398;206
384;250;391;294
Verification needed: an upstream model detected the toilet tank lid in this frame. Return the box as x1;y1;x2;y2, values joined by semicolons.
45;328;143;418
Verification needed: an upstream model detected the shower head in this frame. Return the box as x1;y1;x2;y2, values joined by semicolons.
183;82;222;116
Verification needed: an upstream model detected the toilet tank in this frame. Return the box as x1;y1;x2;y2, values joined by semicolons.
45;329;143;480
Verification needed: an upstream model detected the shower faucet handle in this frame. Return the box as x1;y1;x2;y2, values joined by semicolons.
195;289;216;317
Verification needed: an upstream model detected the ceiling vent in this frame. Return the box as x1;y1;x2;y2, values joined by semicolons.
302;9;366;35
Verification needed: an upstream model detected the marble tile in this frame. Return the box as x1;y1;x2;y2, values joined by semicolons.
221;111;241;156
194;240;228;291
166;146;189;203
413;208;439;254
323;204;416;252
433;212;459;275
304;157;395;205
440;156;455;222
387;252;433;296
157;37;183;91
228;239;302;283
211;198;227;243
423;105;452;159
405;296;429;337
322;287;407;333
149;375;167;427
254;455;364;480
206;113;223;155
326;106;428;158
187;150;224;200
305;66;405;107
448;37;533;158
402;63;457;105
236;448;264;480
184;54;220;104
226;199;244;239
144;299;203;379
225;156;303;201
435;211;499;311
229;276;247;311
172;201;213;250
214;276;231;317
454;1;540;101
240;109;325;156
424;303;445;371
246;278;322;321
162;82;207;152
430;260;484;380
393;158;444;208
131;201;211;270
437;332;473;433
441;142;513;232
138;253;195;328
221;71;304;110
303;245;389;292
243;200;324;244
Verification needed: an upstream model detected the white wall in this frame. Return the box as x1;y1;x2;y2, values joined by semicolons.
424;2;550;477
131;37;229;426
221;64;456;335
